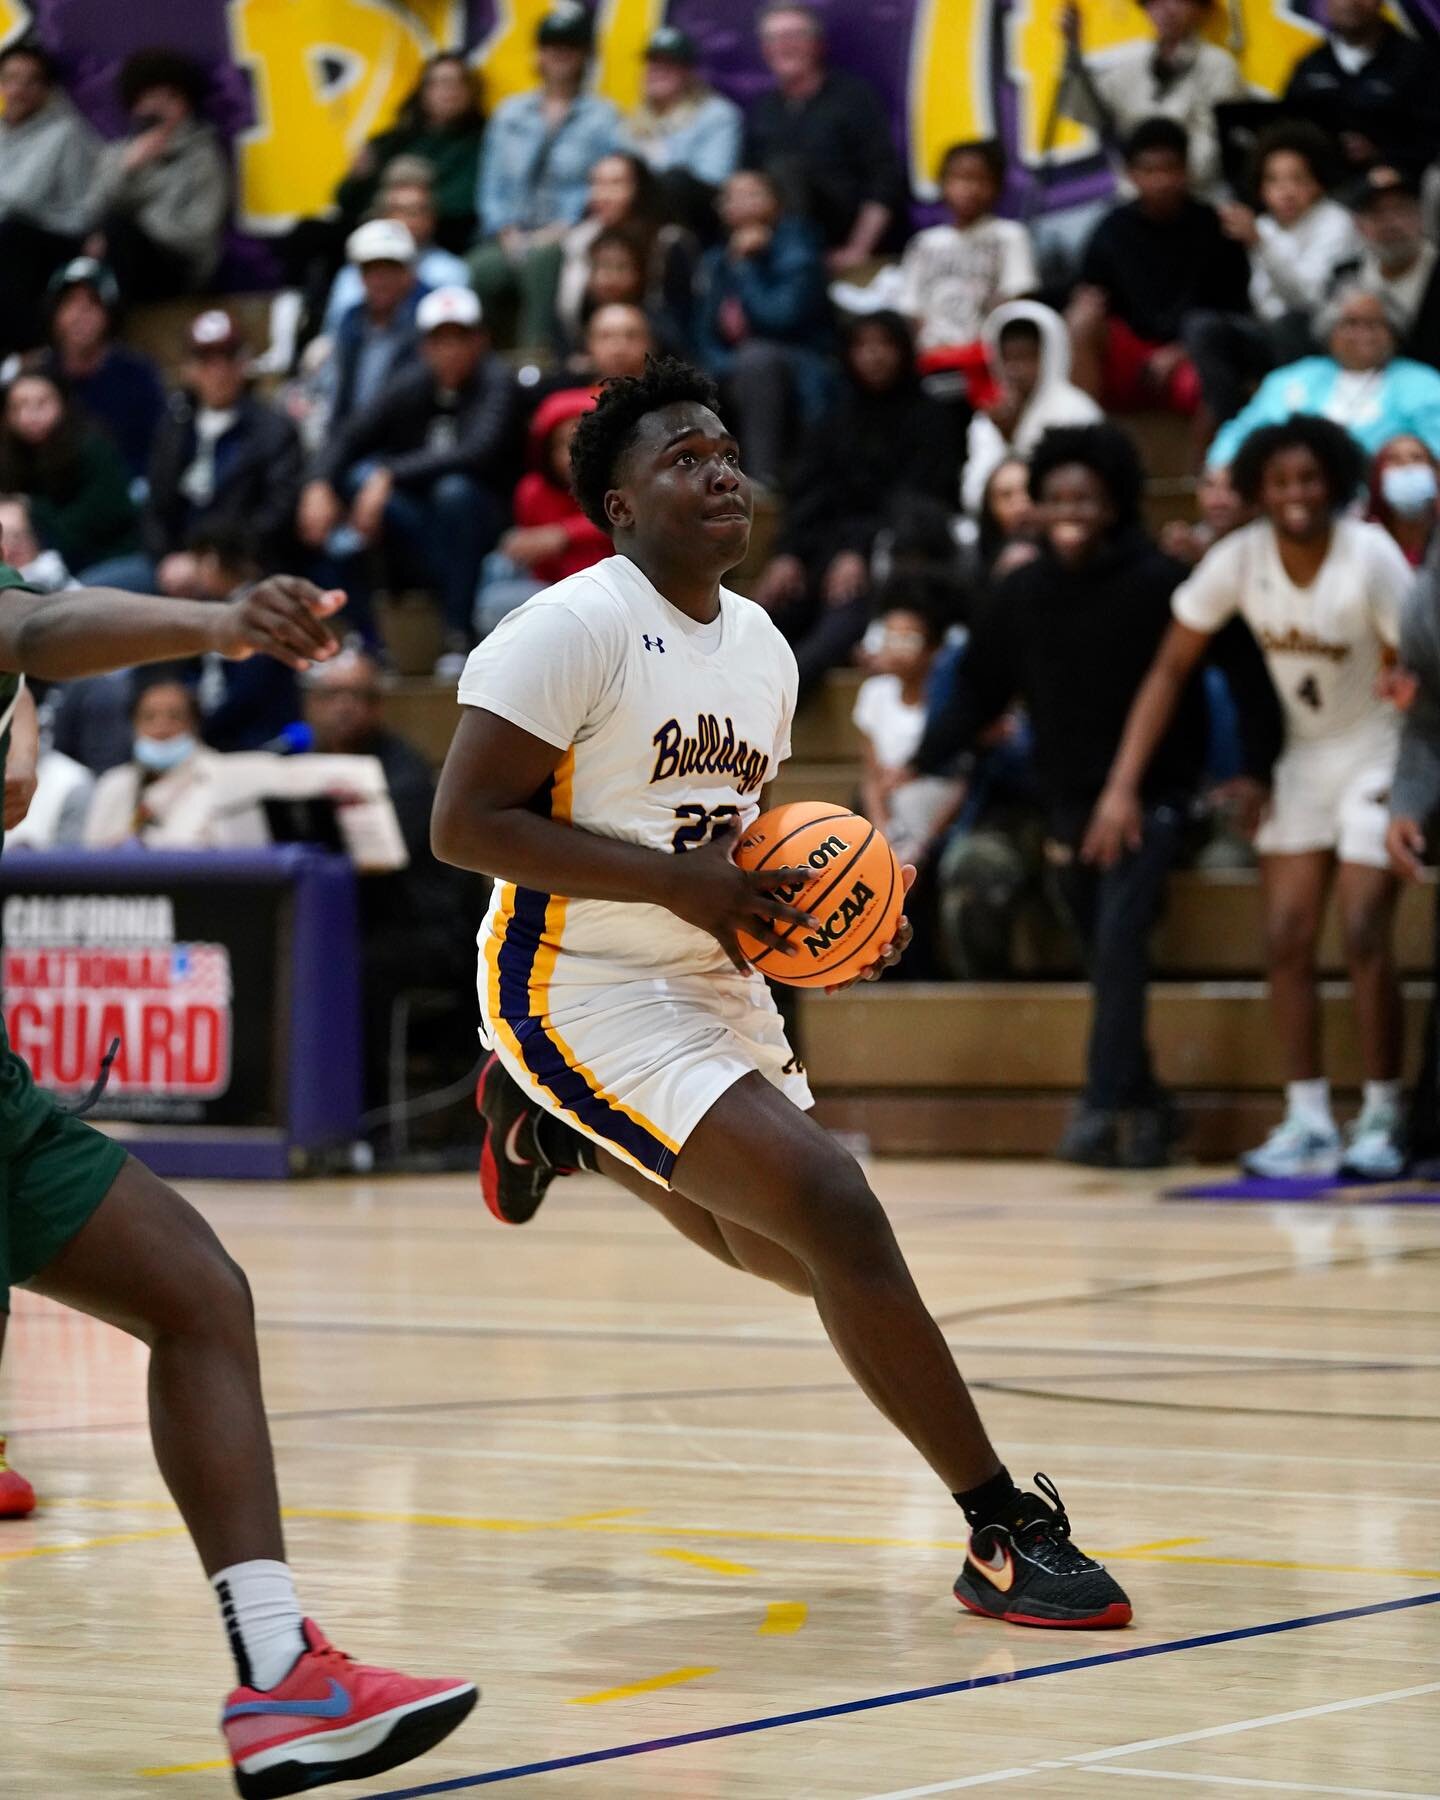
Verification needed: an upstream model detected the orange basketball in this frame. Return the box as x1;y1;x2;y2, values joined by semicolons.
735;802;905;988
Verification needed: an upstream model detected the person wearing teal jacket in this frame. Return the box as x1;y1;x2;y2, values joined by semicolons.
1208;286;1440;468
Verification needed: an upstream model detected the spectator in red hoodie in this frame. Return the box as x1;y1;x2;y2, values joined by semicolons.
474;386;610;635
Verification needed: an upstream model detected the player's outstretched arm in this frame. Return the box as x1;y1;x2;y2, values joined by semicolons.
0;578;346;680
433;707;818;970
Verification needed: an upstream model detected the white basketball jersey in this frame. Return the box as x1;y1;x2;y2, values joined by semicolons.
458;554;798;986
1172;517;1410;742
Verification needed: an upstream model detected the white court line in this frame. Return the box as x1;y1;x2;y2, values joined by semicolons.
1080;1768;1440;1799
273;1438;1440;1508
858;1681;1440;1799
386;1414;1440;1475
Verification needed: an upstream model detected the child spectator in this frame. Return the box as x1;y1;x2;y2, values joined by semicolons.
0;369;140;585
898;141;1037;397
752;311;962;692
84;49;228;301
912;423;1282;1167
38;257;166;482
0;39;99;352
1091;416;1413;1179
1192;124;1362;424
474;387;608;637
1058;0;1245;200
146;311;303;593
1369;434;1439;567
1067;119;1251;417
553;155;662;351
694;168;833;489
854;595;957;858
961;302;1101;515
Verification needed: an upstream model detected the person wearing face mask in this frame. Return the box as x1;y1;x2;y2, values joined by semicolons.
82;673;223;848
1369;434;1439;566
912;424;1281;1167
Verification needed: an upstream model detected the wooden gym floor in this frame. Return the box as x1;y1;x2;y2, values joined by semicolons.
2;1161;1438;1798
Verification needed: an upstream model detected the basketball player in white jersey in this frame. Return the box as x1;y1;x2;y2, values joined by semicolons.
432;358;1133;1629
1086;415;1414;1179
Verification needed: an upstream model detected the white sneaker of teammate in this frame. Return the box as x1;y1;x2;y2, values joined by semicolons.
1340;1102;1406;1181
1242;1114;1342;1179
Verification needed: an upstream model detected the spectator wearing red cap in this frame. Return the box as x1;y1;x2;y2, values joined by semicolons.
144;310;303;594
301;287;517;672
474;387;608;636
83;48;229;302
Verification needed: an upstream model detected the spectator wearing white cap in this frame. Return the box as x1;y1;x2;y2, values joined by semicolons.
144;309;303;595
299;287;517;672
323;218;430;439
320;162;471;339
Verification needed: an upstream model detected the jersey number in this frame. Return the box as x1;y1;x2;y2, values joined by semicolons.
671;803;739;852
1295;674;1323;712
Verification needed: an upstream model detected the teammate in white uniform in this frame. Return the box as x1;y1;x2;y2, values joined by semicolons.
1086;415;1414;1179
433;358;1134;1630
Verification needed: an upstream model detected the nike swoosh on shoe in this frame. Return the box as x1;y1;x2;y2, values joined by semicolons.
223;1679;353;1722
504;1115;534;1167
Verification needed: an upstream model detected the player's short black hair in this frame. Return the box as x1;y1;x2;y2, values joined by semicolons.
1229;414;1367;509
119;47;208;113
1124;116;1189;166
938;137;1006;187
1248;119;1338;200
568;355;722;530
1028;423;1144;528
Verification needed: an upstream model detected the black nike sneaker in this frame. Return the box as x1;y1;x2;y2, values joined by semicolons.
476;1054;578;1224
953;1474;1132;1629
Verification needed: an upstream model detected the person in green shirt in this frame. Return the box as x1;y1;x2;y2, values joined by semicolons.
0;568;476;1795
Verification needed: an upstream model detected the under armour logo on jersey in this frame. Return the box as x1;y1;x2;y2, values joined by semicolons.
643;634;665;653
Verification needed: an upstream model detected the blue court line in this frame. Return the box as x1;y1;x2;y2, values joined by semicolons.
367;1588;1440;1797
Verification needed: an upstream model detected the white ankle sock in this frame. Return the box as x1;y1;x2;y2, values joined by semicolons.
213;1560;306;1691
1362;1079;1402;1115
1286;1079;1333;1129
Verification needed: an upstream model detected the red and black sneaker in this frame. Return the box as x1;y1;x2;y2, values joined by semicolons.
953;1473;1132;1629
476;1053;576;1225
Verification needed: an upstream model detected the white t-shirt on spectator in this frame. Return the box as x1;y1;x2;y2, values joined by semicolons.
1250;200;1360;323
853;673;928;771
898;219;1038;352
1172;516;1410;740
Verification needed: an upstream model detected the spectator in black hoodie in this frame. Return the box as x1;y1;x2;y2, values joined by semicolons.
1067;118;1251;419
1283;0;1440;180
750;310;965;693
911;424;1282;1169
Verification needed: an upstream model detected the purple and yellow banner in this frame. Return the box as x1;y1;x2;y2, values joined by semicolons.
9;0;1439;230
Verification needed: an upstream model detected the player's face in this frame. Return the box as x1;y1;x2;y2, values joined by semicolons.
611;401;751;567
1260;446;1331;542
1038;462;1113;565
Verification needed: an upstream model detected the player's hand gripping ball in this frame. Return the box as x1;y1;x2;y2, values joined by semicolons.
735;802;907;988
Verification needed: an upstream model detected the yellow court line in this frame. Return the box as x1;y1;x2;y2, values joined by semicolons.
758;1600;808;1635
1104;1536;1209;1554
651;1548;757;1576
0;1525;189;1563
568;1664;717;1705
137;1758;229;1778
25;1499;1440;1583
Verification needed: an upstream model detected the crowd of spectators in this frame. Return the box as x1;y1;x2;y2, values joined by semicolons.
5;0;1440;1170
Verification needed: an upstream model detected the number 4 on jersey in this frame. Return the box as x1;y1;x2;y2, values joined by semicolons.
1295;673;1323;711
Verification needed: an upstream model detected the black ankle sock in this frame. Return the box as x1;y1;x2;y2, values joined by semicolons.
954;1467;1022;1529
533;1110;599;1173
